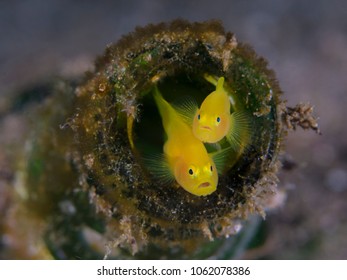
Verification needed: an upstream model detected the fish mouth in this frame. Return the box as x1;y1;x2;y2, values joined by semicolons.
201;126;211;130
198;182;211;188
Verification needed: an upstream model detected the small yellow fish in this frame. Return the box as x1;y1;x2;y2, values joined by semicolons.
177;76;252;152
193;77;231;143
150;86;218;196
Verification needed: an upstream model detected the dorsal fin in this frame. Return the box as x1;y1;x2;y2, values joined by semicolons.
215;77;225;93
203;74;219;86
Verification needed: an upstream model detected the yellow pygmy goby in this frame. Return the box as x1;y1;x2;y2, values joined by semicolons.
178;75;252;151
151;86;218;196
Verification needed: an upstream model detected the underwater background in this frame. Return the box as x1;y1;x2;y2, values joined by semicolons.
0;0;346;259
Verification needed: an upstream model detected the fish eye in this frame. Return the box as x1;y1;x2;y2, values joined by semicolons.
197;114;200;120
210;165;213;172
188;168;194;175
216;116;221;123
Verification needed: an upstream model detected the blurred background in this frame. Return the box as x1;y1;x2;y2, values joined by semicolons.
0;0;346;259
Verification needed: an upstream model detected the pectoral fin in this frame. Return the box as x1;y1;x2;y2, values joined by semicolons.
172;96;198;126
226;110;253;153
204;142;222;153
210;146;237;175
142;153;174;185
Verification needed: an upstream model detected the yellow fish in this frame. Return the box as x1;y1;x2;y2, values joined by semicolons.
149;86;219;196
177;76;252;152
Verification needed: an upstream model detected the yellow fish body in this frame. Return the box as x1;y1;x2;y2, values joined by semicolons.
189;76;252;152
152;86;218;196
193;77;231;143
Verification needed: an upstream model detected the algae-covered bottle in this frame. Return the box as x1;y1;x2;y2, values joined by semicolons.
0;20;319;259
